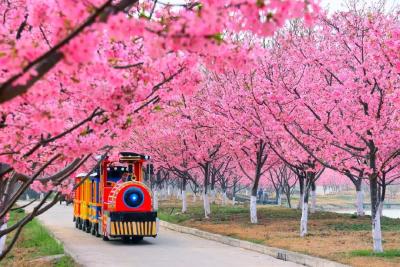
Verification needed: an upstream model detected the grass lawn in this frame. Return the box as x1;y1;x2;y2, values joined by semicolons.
1;209;77;267
159;198;400;267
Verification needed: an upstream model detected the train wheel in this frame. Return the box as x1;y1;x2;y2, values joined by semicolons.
91;225;96;236
102;235;109;241
86;222;91;233
95;224;101;237
75;220;79;228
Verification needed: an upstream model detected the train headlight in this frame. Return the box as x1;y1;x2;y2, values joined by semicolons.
123;188;144;208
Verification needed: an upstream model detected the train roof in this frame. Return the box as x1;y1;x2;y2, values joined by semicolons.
76;172;98;178
119;152;150;160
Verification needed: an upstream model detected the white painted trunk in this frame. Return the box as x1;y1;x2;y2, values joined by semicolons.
372;203;383;252
182;191;187;213
192;193;196;203
298;193;303;209
159;189;164;200
356;190;365;216
153;190;159;211
245;189;249;196
277;193;282;206
26;194;30;201
167;186;171;196
0;223;7;254
300;202;308;237
232;197;236;205
250;196;258;224
40;193;44;200
210;190;216;203
222;192;227;206
203;193;211;218
310;190;316;213
162;188;168;199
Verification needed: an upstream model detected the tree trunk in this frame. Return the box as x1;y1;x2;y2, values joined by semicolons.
300;192;309;237
203;193;210;218
310;182;316;213
250;175;261;224
277;188;282;206
210;189;216;204
0;223;6;254
286;190;292;208
298;175;304;209
153;189;158;211
181;178;187;213
370;175;383;252
372;202;383;252
192;193;196;203
202;162;210;218
222;191;227;206
356;181;365;216
182;191;187;213
298;193;304;210
250;195;257;224
167;185;171;197
232;197;236;205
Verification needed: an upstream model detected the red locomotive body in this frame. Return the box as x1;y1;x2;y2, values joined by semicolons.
73;152;158;242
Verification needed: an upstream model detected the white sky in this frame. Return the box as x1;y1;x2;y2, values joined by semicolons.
321;0;399;13
164;0;399;13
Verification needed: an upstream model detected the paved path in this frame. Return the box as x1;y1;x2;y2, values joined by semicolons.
24;203;300;267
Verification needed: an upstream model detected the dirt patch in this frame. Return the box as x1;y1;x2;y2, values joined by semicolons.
159;200;400;267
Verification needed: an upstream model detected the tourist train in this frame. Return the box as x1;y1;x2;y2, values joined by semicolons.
73;152;158;242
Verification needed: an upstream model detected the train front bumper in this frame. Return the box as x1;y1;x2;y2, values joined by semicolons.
109;211;158;237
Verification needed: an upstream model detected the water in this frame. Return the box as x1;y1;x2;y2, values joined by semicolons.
335;209;400;219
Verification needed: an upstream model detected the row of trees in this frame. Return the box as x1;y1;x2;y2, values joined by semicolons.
0;0;319;259
131;2;400;253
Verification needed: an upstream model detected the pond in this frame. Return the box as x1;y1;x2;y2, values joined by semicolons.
334;209;400;219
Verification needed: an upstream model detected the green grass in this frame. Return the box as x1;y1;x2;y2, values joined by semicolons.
55;255;76;267
18;217;64;257
2;208;74;266
159;203;371;224
328;216;400;232
8;209;63;257
350;249;400;258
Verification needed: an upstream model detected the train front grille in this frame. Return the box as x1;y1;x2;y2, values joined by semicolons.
110;220;157;236
108;211;158;237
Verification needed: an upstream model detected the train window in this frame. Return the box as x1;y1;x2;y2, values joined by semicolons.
106;166;125;183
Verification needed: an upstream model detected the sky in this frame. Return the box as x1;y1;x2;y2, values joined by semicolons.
321;0;399;12
164;0;399;13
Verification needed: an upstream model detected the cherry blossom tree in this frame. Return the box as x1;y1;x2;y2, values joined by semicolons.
268;164;298;208
256;7;400;251
0;0;320;257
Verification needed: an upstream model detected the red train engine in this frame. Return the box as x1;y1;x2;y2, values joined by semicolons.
73;152;157;242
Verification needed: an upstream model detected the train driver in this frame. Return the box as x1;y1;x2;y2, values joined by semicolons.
118;172;131;184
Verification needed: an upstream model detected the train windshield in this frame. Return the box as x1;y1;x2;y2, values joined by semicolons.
106;166;128;183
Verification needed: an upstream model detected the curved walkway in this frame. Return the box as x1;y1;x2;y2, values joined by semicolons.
24;203;300;267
